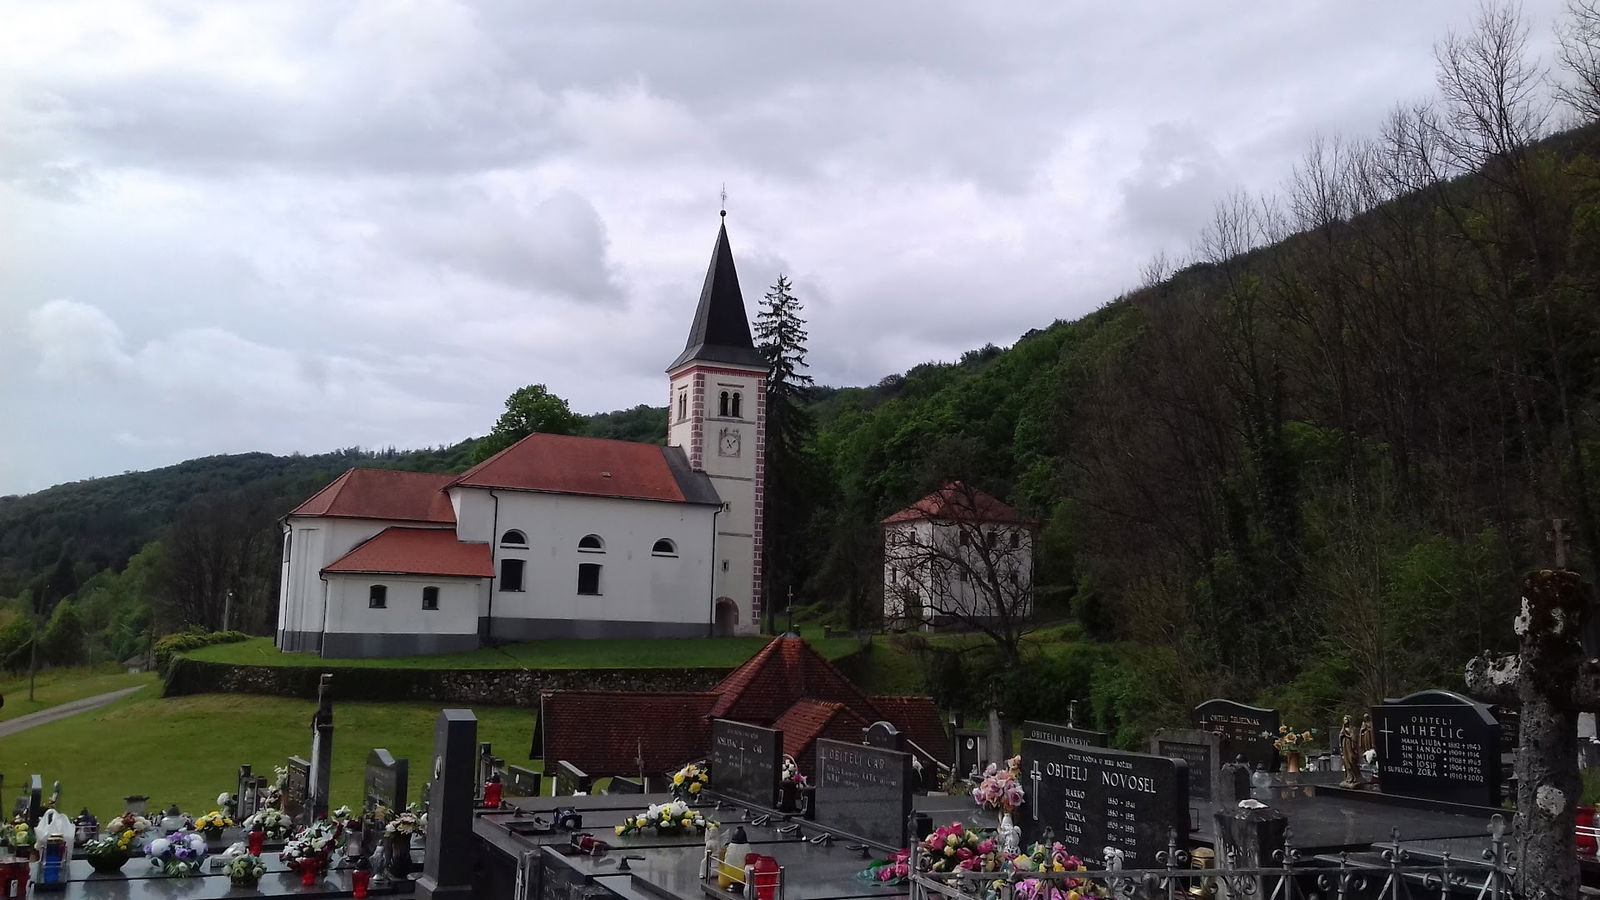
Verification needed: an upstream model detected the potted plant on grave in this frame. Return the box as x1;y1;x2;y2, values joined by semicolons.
79;824;141;874
670;762;710;804
102;812;151;844
1001;842;1103;899
143;831;208;877
241;807;291;841
1264;725;1317;773
193;809;234;841
225;852;267;887
612;800;713;837
280;819;342;886
381;810;422;878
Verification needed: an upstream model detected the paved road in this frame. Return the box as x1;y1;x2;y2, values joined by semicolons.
0;685;148;738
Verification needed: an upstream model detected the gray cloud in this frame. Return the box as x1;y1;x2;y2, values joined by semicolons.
0;0;1575;494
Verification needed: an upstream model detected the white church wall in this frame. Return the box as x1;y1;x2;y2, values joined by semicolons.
450;489;495;543
320;574;483;657
479;488;718;639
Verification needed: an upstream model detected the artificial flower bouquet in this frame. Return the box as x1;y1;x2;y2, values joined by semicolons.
103;812;151;841
225;852;267;886
194;809;234;837
382;810;422;841
144;831;209;877
613;800;711;837
670;762;710;802
919;821;1002;874
1264;725;1316;754
998;841;1100;899
781;756;808;788
857;848;911;885
2;817;36;858
974;756;1026;815
242;807;292;840
81;819;145;873
279;819;343;872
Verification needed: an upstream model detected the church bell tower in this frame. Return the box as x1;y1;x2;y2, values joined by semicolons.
667;213;766;636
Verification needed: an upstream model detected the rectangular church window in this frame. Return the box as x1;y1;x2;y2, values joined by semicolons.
368;585;387;609
501;559;525;592
422;586;439;610
578;563;601;595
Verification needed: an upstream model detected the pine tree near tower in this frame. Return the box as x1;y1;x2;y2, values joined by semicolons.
755;275;816;633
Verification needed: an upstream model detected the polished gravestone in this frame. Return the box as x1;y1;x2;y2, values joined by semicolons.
365;749;409;815
417;709;476;900
309;673;334;820
1150;728;1221;802
814;737;913;850
506;765;542;798
953;729;987;778
235;764;258;823
554;761;591;796
709;719;782;808
862;721;903;752
1194;699;1279;771
1024;719;1109;748
283;756;311;826
1022;738;1189;868
1371;689;1501;807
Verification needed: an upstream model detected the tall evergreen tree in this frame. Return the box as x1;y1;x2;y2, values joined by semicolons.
755;275;817;631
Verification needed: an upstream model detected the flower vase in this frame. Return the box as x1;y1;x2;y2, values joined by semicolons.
230;871;261;888
201;826;224;842
85;850;130;874
385;837;414;879
1283;751;1301;774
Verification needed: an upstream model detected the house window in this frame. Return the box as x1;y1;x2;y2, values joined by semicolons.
985;531;998;549
578;534;605;552
422;586;440;610
1009;531;1020;549
731;391;742;419
501;559;525;592
652;538;677;557
957;570;968;583
678;392;687;421
368;585;387;609
1008;572;1019;588
500;529;527;547
718;391;730;417
578;563;601;595
959;532;970;547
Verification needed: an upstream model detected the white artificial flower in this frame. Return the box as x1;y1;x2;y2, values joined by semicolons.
148;838;171;856
217;793;231;807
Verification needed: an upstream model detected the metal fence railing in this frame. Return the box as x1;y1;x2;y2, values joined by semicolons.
910;815;1520;900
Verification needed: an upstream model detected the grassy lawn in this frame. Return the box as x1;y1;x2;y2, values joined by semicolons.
0;667;159;723
186;634;862;669
0;687;537;817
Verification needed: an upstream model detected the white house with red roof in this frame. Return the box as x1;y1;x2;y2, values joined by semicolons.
880;480;1035;629
276;217;766;656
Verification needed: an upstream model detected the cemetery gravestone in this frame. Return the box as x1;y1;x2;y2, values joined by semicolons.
309;674;334;820
1024;719;1110;748
814;738;914;849
236;765;257;823
477;743;493;802
283;757;311;826
553;761;590;796
364;749;409;816
417;709;477;900
862;721;903;752
1194;699;1279;771
1022;738;1189;868
1371;689;1501;807
26;775;42;826
709;719;782;807
954;730;988;779
1150;729;1221;802
506;766;542;798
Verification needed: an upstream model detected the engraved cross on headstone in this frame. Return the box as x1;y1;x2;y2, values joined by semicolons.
1029;759;1043;810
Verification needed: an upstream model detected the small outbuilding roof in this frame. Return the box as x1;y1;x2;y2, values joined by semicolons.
288;468;457;523
322;527;493;578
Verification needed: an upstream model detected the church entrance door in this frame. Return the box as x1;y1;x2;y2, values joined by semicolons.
712;598;738;637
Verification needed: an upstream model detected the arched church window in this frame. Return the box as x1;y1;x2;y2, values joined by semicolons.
678;392;687;421
719;391;730;417
578;563;602;595
578;534;605;552
652;538;677;557
500;529;527;547
731;392;742;419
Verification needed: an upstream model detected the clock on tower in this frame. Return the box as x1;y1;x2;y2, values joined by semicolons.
718;427;741;457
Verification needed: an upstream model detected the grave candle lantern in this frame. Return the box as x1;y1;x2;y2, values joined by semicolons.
247;827;265;856
482;772;503;808
352;855;371;898
73;809;98;848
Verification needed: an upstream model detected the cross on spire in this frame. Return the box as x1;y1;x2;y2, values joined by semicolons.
720;183;727;219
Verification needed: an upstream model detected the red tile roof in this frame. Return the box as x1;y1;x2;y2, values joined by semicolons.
881;480;1028;526
452;432;702;503
288;468;456;523
322;527;493;578
537;691;718;776
709;635;881;724
773;699;869;773
870;695;951;766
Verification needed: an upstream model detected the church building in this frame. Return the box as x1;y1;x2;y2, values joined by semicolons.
275;217;766;657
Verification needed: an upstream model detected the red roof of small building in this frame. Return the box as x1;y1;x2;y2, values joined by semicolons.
773;699;870;764
708;635;881;724
537;691;718;777
322;527;493;578
870;695;951;766
288;468;457;524
881;480;1028;526
452;432;712;504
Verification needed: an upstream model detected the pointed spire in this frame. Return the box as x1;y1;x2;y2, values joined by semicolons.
668;215;764;371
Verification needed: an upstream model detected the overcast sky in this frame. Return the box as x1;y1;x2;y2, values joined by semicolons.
1;1;1576;496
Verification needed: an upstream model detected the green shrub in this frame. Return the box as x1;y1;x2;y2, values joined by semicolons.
154;627;249;671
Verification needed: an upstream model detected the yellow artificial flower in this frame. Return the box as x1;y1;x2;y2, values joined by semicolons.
1278;725;1288;733
689;782;702;794
1302;731;1313;741
615;825;625;835
673;773;685;785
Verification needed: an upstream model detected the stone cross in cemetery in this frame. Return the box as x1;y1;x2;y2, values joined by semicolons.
1465;567;1600;900
236;765;257;822
417;709;477;900
308;673;334;820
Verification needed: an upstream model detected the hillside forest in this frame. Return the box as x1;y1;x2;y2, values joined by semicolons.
5;5;1600;746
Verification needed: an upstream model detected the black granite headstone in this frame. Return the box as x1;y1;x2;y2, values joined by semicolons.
862;721;904;751
1372;689;1501;807
814;737;913;849
26;774;42;826
1024;719;1110;748
1194;699;1279;771
1150;728;1221;802
417;709;477;900
506;766;542;798
553;761;590;796
1022;738;1189;868
607;776;644;795
954;729;987;779
709;719;781;808
364;749;409;816
283;756;310;826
